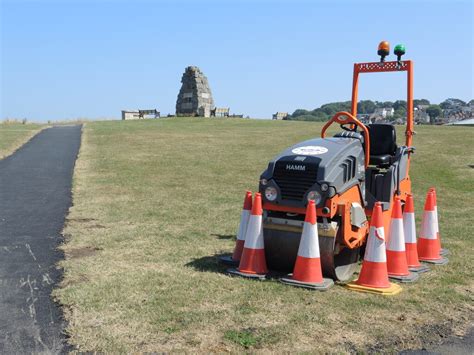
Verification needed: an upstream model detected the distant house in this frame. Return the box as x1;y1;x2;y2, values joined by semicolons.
443;108;461;118
368;107;394;123
273;112;289;120
211;107;230;117
122;110;140;120
121;109;160;120
416;104;430;111
461;106;473;117
443;105;472;121
373;107;394;118
414;107;430;123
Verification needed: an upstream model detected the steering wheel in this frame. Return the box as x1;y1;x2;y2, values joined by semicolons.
321;111;371;167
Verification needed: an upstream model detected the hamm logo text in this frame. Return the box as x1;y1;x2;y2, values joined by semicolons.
286;164;306;171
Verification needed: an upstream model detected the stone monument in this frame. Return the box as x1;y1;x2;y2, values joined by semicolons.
176;66;214;117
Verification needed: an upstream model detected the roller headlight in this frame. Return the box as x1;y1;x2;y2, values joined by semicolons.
260;178;268;186
307;190;322;204
265;186;278;201
321;183;329;192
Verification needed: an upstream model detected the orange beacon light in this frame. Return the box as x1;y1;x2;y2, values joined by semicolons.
377;41;390;62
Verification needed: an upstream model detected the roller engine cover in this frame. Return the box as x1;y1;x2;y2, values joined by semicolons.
259;137;365;208
259;136;366;281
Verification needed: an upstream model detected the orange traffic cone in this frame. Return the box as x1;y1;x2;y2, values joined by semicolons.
429;187;449;256
219;191;252;266
403;194;430;273
280;200;333;290
386;197;419;282
417;191;448;265
227;193;268;279
346;202;402;295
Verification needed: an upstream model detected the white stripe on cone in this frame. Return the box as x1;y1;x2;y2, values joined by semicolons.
297;222;320;258
364;226;386;262
434;206;439;235
421;211;437;240
243;214;264;249
387;218;406;252
403;211;417;244
236;210;250;241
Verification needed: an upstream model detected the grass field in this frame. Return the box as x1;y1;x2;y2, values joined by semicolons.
55;117;473;352
0;122;43;158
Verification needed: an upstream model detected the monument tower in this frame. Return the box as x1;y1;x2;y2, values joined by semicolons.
176;66;214;117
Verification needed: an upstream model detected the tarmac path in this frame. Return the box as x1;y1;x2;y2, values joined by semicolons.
402;328;474;355
0;126;81;353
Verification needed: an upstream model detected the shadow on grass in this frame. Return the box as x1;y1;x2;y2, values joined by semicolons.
211;233;235;240
186;254;286;280
185;253;232;274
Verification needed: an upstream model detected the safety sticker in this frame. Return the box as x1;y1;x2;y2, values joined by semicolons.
291;146;328;155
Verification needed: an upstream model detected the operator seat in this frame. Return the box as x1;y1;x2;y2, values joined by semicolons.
367;124;397;167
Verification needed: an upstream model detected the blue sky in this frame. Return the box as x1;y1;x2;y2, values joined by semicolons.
1;0;473;121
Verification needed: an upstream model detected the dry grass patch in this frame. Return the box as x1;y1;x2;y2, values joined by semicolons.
56;118;473;352
0;122;44;158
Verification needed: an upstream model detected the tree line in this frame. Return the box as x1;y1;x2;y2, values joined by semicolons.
288;98;473;122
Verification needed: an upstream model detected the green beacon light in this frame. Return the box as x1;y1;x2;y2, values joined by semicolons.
394;44;406;65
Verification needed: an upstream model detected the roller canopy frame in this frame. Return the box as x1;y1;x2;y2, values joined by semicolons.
350;60;415;148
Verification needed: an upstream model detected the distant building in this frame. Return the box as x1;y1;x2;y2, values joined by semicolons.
443;104;473;121
373;107;394;118
211;107;230;117
414;107;430;123
416;104;430;111
122;110;140;120
122;109;160;120
461;106;473;116
443;108;461;118
368;107;393;123
368;107;395;123
273;112;289;120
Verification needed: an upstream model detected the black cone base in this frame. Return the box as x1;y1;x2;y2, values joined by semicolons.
280;275;334;291
409;264;430;273
440;248;450;256
388;271;420;283
226;268;266;280
420;257;449;265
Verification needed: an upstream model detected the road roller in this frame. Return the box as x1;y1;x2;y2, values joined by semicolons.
259;42;415;281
